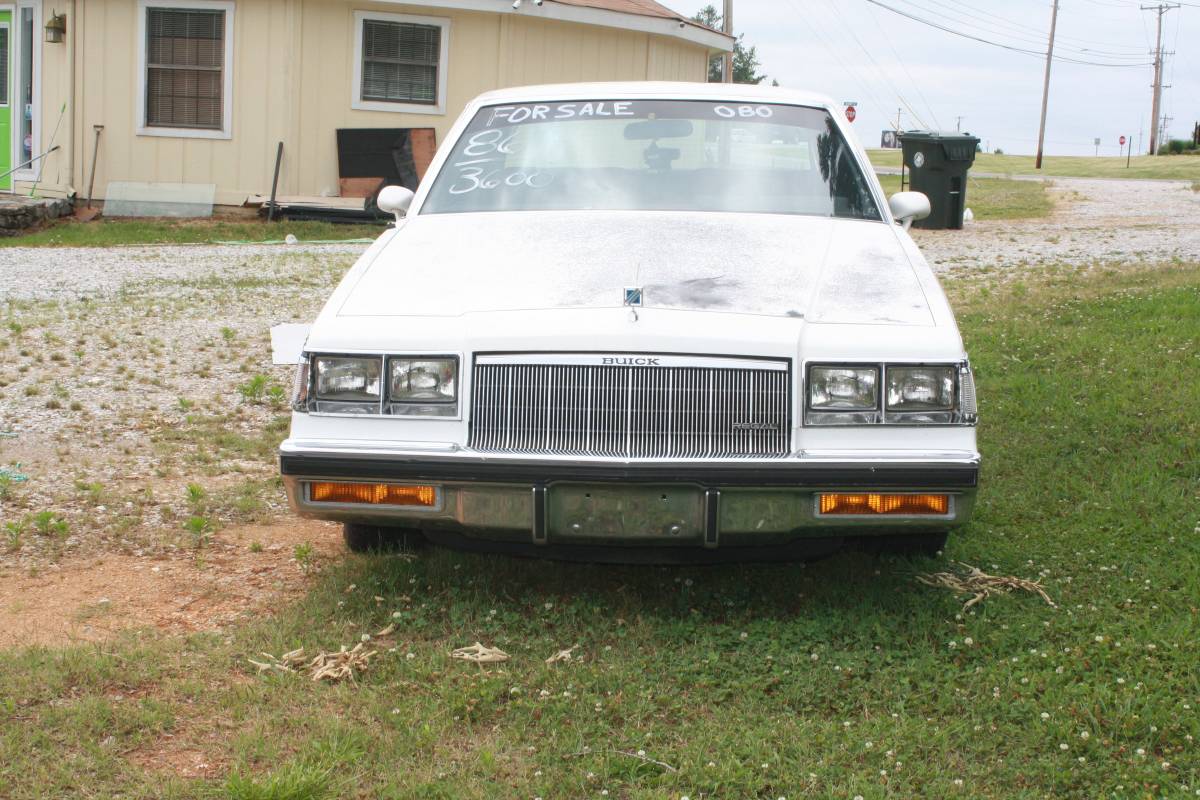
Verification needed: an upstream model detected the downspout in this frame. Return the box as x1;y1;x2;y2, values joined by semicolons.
66;0;76;192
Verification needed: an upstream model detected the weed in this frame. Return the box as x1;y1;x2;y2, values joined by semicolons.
185;482;207;508
249;540;264;553
220;326;237;342
183;515;212;547
178;397;195;411
75;481;105;505
294;542;315;574
238;374;270;403
30;511;68;538
267;385;287;409
3;520;23;551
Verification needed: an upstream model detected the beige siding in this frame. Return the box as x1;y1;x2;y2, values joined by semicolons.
19;0;714;205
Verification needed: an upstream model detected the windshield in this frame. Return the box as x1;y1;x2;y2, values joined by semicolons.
421;99;881;220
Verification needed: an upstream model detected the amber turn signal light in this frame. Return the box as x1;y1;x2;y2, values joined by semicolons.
309;482;438;507
819;493;949;515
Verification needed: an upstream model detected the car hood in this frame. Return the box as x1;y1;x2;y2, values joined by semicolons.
337;211;934;326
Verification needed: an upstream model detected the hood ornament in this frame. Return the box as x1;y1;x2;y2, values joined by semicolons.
624;286;643;322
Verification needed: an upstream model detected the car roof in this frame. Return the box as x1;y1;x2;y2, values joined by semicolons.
469;81;836;111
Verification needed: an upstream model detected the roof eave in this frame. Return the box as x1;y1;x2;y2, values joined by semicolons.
371;0;735;52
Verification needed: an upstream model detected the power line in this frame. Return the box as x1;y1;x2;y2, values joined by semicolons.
862;0;1156;66
815;0;932;128
782;0;894;123
861;0;942;128
899;0;1147;56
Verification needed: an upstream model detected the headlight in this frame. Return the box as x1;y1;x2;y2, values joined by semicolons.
312;356;381;413
809;366;878;409
887;366;955;410
388;357;458;417
807;366;879;425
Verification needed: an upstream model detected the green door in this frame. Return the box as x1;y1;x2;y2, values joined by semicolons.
0;11;10;191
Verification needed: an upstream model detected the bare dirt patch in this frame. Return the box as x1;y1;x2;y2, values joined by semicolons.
0;519;341;647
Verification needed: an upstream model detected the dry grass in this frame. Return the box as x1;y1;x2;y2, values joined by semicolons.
915;563;1057;611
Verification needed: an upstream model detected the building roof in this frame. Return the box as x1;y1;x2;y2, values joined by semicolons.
551;0;727;36
371;1;733;52
519;0;733;51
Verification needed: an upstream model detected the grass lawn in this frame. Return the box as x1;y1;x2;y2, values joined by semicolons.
868;149;1200;182
2;263;1198;798
877;174;1053;221
0;217;386;247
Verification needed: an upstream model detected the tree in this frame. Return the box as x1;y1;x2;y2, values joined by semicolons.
692;5;769;85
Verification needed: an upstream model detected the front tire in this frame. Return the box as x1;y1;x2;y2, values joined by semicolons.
343;523;425;553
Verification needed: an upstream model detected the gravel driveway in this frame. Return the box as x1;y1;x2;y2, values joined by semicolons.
913;177;1200;272
0;242;368;302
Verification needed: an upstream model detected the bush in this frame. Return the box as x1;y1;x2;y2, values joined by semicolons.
1158;139;1197;155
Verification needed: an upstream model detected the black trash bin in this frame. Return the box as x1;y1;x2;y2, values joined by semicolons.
898;131;981;230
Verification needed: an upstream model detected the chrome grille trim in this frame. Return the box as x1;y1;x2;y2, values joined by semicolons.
469;356;791;458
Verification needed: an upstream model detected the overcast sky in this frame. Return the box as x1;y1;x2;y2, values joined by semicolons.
685;0;1197;156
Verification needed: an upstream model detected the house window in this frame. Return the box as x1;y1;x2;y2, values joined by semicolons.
137;0;234;139
352;12;449;115
0;26;9;107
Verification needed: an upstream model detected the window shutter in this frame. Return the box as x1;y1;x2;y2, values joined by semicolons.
360;20;440;105
145;8;225;129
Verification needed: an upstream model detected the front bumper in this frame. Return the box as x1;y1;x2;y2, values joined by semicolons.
280;443;979;549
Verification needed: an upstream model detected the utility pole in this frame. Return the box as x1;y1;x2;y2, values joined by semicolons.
1159;114;1173;149
1035;0;1060;170
895;107;903;132
956;116;965;132
723;0;734;83
1142;3;1179;155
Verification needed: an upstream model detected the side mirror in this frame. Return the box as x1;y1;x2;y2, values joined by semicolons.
888;191;931;230
376;185;415;220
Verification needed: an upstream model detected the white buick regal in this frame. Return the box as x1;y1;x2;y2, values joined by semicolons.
279;82;979;561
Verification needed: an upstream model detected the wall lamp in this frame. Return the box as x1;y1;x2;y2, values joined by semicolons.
44;11;66;43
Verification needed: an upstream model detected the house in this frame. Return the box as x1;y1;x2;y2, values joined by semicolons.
2;0;730;209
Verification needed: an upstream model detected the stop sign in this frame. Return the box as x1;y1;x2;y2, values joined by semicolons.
845;105;857;123
1119;135;1127;145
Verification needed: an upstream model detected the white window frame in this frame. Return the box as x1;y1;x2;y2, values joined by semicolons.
12;0;41;183
136;0;234;140
351;10;449;115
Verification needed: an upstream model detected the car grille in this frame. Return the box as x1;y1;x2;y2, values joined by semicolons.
469;356;791;458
